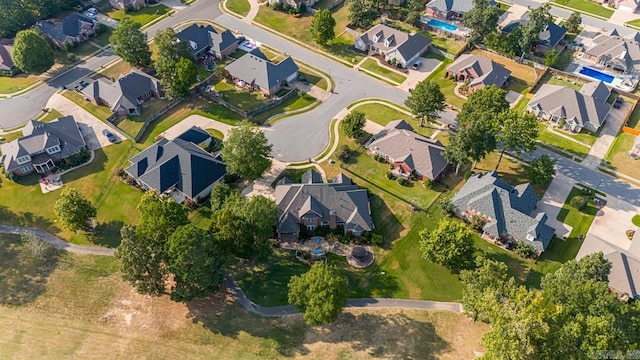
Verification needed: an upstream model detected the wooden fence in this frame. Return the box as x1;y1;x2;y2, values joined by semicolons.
198;87;298;120
134;99;183;142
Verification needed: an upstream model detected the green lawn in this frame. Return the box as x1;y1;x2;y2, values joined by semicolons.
626;102;640;129
552;0;613;18
196;65;212;82
70;42;100;58
421;31;467;55
99;60;133;80
553;48;576;71
90;28;112;47
537;123;590;158
0;73;41;94
513;97;530;113
604;133;640;180
525;187;597;287
226;0;251;17
627;18;640;29
352;103;433;138
106;4;171;25
426;56;465;109
633;215;640;227
63;90;113;121
541;72;586;91
113;98;172;138
298;66;328;91
214;80;270;111
360;58;407;84
553;127;598;146
253;93;316;124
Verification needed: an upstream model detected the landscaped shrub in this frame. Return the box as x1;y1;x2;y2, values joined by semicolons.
423;178;432;189
515;241;537;259
224;173;237;183
570;195;587;210
338;145;351;162
361;231;383;247
59;149;90;170
396;177;407;186
438;198;454;216
468;215;486;232
66;53;76;62
385;171;394;180
64;42;72;52
558;119;566;127
464;171;475;181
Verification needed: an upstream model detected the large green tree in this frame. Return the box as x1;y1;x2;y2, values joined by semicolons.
419;219;475;272
495;110;539;169
0;0;79;38
404;79;445;127
347;0;379;30
167;224;225;302
53;187;96;232
110;19;151;68
520;4;551;54
288;263;348;325
12;29;54;73
460;256;516;322
463;0;502;43
310;9;336;45
222;122;272;180
210;183;236;212
167;56;197;99
565;12;581;34
525;154;556;186
153;28;195;99
341;110;366;138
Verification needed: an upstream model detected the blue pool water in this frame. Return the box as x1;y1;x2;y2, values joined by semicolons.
579;66;614;83
427;19;458;32
313;249;324;255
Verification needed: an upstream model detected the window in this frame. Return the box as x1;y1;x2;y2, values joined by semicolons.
16;155;30;164
321;221;329;226
46;145;60;154
20;165;32;173
306;218;315;225
306;225;315;231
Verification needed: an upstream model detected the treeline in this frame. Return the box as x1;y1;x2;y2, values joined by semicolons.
0;0;81;38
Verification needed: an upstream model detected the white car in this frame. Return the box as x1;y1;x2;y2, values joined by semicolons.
85;11;97;18
412;60;422;70
88;7;98;13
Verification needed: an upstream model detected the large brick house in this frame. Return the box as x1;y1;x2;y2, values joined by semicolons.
446;54;511;93
35;13;98;49
354;24;431;68
176;24;238;60
225;48;299;97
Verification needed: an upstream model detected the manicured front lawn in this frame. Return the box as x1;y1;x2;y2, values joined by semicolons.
226;0;251;17
627;18;640;28
62;90;113;121
426;56;466;109
99;60;133;80
214;80;270;111
605;132;640;179
298;66;328;91
360;58;407;84
90;28;112;47
253;93;316;123
554;127;598;146
537;123;590;158
352;103;433;138
106;4;171;25
0;73;41;94
552;0;613;19
525;187;597;287
70;41;100;58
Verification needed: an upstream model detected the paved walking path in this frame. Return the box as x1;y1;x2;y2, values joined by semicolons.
0;225;116;256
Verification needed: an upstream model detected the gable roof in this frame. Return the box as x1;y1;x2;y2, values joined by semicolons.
81;70;161;113
125;129;226;200
447;54;511;88
426;0;479;13
585;31;640;73
275;174;374;235
0;40;13;71
452;171;553;251
368;121;448;180
528;81;610;128
0;116;86;172
225;48;299;91
176;126;212;145
539;22;567;48
35;13;95;43
176;23;237;55
356;24;431;62
302;169;323;184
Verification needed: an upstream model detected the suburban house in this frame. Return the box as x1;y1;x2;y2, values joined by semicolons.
354;24;431;68
109;0;147;10
268;0;318;9
367;120;449;181
275;170;374;242
584;29;640;75
528;81;611;132
426;0;490;20
536;22;568;53
452;171;554;253
125;127;227;203
0;38;15;75
176;24;238;60
594;0;640;13
34;13;98;49
81;70;164;117
0;116;87;176
224;48;299;97
446;54;511;93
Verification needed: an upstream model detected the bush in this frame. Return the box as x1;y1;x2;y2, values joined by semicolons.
361;231;383;246
64;42;72;52
515;241;537;259
558;119;566;127
469;215;486;232
570;195;587;210
396;177;407;186
438;198;454;216
423;178;432;189
224;173;237;183
59;149;90;170
338;145;351;162
385;171;394;180
66;53;76;62
464;171;475;181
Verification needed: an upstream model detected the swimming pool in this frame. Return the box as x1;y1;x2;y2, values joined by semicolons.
427;19;458;32
578;66;614;84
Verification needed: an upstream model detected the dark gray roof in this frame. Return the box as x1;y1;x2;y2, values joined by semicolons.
332;173;352;185
176;126;211;145
586;31;640;73
447;54;511;88
225;48;299;90
452;171;552;251
604;251;640;299
176;24;237;56
539;22;567;48
1;116;86;172
356;24;431;63
302;169;323;184
528;81;610;129
368;121;448;180
0;39;13;71
426;0;480;14
275;174;374;235
81;70;161;113
125;136;226;200
35;13;95;43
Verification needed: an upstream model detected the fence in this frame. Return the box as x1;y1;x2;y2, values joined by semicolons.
547;68;640;101
429;47;455;60
199;87;299;120
344;26;361;37
133;99;183;142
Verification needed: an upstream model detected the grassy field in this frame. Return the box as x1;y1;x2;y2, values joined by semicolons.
360;59;407;84
0;233;489;359
99;60;133;80
540;72;586;91
106;4;171;25
63;90;113;121
0;73;41;94
113;98;172;138
605;133;640;179
253;93;316;124
226;0;251;17
552;0;614;19
537;123;591;158
352;103;434;138
525;187;597;287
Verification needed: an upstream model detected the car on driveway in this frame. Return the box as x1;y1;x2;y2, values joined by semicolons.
102;129;117;143
298;75;309;85
412;60;422;70
613;97;623;109
85;11;97;18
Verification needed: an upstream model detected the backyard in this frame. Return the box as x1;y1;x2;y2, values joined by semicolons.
214;80;272;111
470;49;542;85
551;0;614;19
351;102;434;138
226;0;250;17
360;58;407;84
112;98;173;138
106;4;172;25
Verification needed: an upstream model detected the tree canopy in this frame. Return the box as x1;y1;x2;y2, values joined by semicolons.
347;0;379;30
12;29;54;73
53;187;96;232
494;110;539;169
288;263;348;325
341;110;366;138
404;79;445;126
463;0;502;43
153;28;196;99
222;122;272;180
419;218;475;272
0;0;79;38
526;154;556;186
210;183;236;212
520;4;551;54
110;19;151;68
310;9;336;45
566;12;581;34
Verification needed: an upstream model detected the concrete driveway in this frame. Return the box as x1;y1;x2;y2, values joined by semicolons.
530;173;574;238
46;93;121;150
96;14;119;29
398;57;441;92
588;194;640;252
582;100;632;169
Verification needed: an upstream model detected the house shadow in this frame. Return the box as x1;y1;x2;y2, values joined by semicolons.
89;220;125;248
62;147;108;182
369;194;404;251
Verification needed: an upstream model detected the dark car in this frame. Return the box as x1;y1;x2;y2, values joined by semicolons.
297;74;309;85
102;129;117;143
236;35;246;44
613;97;623;109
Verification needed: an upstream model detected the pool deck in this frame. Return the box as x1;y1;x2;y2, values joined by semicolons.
571;63;637;92
420;16;469;38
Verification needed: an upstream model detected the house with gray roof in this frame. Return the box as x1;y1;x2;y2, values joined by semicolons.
354;24;431;68
125;127;226;203
0;39;15;75
0;116;87;176
110;0;147;10
176;24;238;60
367;120;448;181
426;0;491;20
81;70;163;117
536;22;567;53
446;54;511;93
528;81;610;132
452;171;554;253
225;48;299;97
275;170;374;242
584;29;640;75
35;13;98;49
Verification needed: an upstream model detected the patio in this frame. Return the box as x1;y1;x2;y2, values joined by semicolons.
40;174;63;194
281;236;375;268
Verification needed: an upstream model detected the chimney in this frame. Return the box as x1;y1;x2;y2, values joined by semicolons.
329;211;337;229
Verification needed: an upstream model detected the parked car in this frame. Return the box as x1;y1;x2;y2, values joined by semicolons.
412;60;422;70
298;74;309;85
79;80;89;88
102;129;117;143
85;12;97;19
88;7;98;13
613;97;623;109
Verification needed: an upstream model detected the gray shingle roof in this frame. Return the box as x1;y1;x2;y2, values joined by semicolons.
0;40;13;71
0;116;86;172
426;0;477;13
275;174;374;235
302;169;323;184
539;22;567;48
125;129;226;200
528;81;610;129
176;23;237;56
225;48;299;91
367;121;448;180
82;70;161;113
176;126;212;145
35;13;95;43
451;171;553;251
447;54;511;88
356;24;431;63
586;31;640;73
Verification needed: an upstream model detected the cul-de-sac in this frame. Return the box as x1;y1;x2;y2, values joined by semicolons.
1;0;640;358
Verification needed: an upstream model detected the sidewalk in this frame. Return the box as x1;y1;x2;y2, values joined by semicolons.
244;0;261;23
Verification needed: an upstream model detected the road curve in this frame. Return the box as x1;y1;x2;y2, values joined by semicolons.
0;225;116;255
